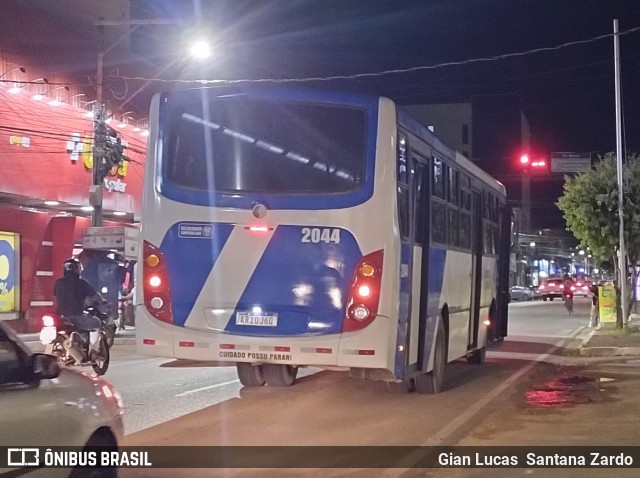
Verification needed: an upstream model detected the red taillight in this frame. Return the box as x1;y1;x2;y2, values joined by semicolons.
244;225;273;233
143;240;174;324
42;314;57;327
343;250;384;333
539;285;545;290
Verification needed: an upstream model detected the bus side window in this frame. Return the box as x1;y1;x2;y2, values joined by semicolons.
432;157;445;199
413;160;428;244
398;186;410;240
459;212;471;249
449;169;459;206
448;207;459;247
397;134;410;240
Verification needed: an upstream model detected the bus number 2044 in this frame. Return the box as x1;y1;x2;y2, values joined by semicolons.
301;227;341;244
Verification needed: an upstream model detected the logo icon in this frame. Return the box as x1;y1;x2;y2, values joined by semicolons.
7;448;40;467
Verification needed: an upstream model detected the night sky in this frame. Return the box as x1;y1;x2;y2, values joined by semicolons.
131;0;640;228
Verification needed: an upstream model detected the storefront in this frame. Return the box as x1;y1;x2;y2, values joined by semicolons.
0;85;147;331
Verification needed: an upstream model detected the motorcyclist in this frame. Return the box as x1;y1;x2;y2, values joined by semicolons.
53;258;104;360
562;274;575;300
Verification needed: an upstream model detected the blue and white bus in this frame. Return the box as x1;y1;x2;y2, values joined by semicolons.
136;87;510;393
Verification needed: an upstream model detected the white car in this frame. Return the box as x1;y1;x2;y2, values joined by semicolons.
0;321;124;478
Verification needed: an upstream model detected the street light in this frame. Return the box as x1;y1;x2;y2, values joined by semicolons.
49;93;86;107
0;66;26;81
188;39;211;59
32;85;69;101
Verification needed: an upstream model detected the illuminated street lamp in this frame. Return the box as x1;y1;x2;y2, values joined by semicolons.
189;40;211;59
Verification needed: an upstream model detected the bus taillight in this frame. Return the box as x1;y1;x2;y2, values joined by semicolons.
343;250;384;333
143;240;174;324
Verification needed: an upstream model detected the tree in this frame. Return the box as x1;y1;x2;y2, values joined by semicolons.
556;153;640;328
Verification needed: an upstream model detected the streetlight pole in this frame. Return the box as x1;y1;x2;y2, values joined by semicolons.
529;242;536;286
614;19;629;328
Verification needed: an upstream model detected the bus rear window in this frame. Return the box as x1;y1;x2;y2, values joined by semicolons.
164;98;366;194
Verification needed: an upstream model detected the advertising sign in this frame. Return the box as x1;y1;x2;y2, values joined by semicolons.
0;232;19;313
598;285;617;323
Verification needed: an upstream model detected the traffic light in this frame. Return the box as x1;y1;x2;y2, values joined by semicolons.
100;127;126;179
517;153;548;173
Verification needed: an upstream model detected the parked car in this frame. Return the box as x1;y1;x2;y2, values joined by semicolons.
573;280;590;297
538;278;565;301
531;286;542;300
509;285;537;301
0;321;124;477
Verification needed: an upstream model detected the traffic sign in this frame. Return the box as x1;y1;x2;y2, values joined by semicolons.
551;152;592;173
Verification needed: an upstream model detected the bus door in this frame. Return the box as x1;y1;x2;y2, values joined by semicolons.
494;204;512;340
406;156;430;374
468;190;483;348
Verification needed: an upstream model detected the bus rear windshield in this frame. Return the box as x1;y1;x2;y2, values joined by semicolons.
164;98;367;194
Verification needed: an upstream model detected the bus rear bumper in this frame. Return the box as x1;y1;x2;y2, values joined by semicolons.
136;311;393;371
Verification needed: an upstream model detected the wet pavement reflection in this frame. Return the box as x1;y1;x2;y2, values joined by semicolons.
525;370;618;408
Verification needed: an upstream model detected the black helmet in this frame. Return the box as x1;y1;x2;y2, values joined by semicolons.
63;257;82;277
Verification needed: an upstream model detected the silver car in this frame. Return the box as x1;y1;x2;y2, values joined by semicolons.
509;285;537;301
0;321;124;477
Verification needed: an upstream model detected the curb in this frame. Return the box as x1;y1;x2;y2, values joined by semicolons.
579;346;640;357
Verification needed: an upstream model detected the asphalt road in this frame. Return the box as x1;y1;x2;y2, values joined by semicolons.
30;297;640;477
88;297;594;437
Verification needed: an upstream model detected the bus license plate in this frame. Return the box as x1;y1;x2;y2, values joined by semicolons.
236;312;278;327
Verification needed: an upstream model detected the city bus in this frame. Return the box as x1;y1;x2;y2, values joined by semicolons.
136;87;510;393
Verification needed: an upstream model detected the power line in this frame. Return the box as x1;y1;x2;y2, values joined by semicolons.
113;26;640;86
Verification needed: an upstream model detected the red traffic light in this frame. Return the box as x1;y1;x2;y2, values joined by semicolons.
517;153;548;173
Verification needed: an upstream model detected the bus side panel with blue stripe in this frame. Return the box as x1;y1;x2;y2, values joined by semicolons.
160;222;235;326
225;226;362;336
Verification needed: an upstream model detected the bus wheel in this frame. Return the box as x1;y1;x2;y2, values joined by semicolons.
236;362;266;387
263;364;298;387
414;322;445;394
467;346;486;365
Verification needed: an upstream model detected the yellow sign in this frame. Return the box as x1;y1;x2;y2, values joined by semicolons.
598;285;617;323
0;232;19;313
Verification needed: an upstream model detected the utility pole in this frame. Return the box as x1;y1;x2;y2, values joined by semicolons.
90;21;106;227
613;19;629;328
90;18;177;227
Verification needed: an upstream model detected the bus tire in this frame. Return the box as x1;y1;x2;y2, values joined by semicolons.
414;321;445;394
467;346;486;365
236;362;266;387
263;364;298;387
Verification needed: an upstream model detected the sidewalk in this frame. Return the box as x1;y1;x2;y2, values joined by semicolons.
577;314;640;357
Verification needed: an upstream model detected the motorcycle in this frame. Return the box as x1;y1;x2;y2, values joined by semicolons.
86;303;117;348
39;310;110;375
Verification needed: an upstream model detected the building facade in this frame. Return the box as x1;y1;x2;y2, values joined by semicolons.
0;1;148;332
